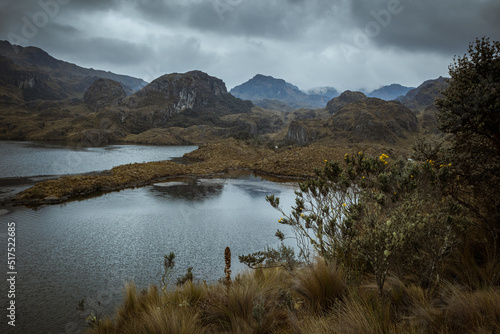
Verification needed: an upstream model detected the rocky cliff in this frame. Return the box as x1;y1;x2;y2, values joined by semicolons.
116;70;253;132
0;55;68;101
126;70;228;112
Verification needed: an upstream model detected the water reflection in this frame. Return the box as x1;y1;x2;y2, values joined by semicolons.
0;177;299;334
152;179;224;200
151;176;288;201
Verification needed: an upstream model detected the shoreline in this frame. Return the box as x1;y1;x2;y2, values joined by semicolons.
0;139;399;207
0;167;305;207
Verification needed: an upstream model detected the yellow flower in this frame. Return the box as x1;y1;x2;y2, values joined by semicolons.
342;203;347;207
379;153;389;164
324;159;328;162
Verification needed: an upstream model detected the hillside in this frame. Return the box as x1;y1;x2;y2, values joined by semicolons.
286;91;418;146
397;77;449;134
0;40;147;99
0;68;258;145
398;76;448;111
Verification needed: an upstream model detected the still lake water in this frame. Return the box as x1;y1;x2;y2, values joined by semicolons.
0;141;198;178
0;142;297;334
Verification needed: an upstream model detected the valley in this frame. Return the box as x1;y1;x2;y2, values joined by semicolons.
0;40;446;149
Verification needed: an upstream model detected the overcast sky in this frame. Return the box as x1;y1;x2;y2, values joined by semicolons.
1;0;499;92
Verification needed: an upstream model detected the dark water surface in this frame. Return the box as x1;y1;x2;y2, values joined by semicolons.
0;142;297;333
0;141;198;178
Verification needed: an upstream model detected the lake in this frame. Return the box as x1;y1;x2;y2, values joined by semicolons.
0;142;298;333
0;141;198;178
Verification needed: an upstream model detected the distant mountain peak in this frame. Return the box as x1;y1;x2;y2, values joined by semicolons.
366;83;415;101
230;74;306;101
231;74;338;109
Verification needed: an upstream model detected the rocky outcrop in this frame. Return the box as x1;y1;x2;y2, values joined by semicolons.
326;91;367;114
0;55;68;101
84;78;126;112
286;120;317;146
328;98;418;144
119;71;252;132
126;70;227;111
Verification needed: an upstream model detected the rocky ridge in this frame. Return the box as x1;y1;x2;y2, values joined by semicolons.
0;40;147;99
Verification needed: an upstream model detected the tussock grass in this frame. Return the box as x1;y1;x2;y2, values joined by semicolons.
443;286;500;333
86;263;500;334
292;259;346;313
202;268;293;333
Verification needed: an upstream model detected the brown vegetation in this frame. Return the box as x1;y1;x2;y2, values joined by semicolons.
85;265;500;334
7;138;402;206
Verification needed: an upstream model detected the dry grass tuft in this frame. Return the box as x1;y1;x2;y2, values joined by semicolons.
293;259;346;313
202;268;293;333
86;266;500;334
444;286;500;333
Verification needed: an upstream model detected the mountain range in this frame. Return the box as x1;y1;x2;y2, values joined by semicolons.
0;41;447;147
230;74;415;110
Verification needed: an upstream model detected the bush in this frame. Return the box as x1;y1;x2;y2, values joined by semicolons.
263;152;467;294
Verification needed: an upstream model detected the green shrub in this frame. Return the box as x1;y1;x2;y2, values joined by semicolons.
263;152;468;294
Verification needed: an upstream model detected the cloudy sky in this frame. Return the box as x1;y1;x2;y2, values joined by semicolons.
1;0;499;92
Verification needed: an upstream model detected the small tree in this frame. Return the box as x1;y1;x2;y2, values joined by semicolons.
437;37;500;155
436;37;500;257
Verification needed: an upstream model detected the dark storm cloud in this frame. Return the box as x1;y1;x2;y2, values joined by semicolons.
0;0;498;90
348;0;500;54
0;0;115;46
57;37;151;65
132;0;346;41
